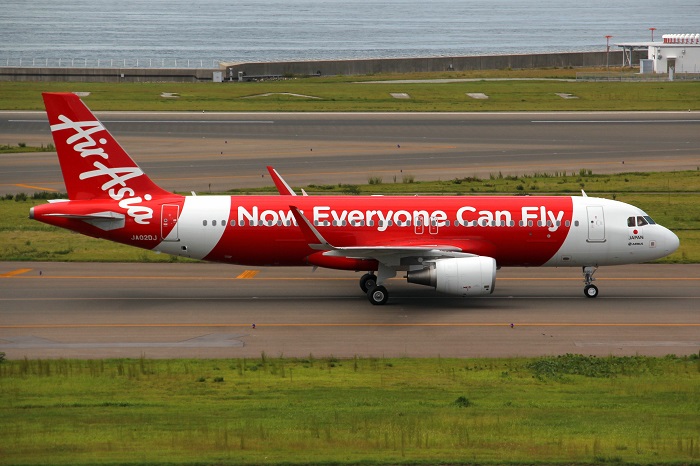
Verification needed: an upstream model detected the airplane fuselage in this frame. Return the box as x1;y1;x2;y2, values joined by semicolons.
32;194;678;269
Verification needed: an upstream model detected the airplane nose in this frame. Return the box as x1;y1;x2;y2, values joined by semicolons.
665;228;680;254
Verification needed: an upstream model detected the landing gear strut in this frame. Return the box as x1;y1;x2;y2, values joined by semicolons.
583;266;599;298
362;265;395;305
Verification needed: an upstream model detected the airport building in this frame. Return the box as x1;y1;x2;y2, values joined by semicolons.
646;33;700;75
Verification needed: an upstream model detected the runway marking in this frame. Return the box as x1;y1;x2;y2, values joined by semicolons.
14;183;58;191
1;322;699;329
0;268;32;278
533;120;700;124
8;119;275;124
236;270;259;279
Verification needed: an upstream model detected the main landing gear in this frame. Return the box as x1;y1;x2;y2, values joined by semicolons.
359;272;377;293
359;272;389;305
583;266;599;298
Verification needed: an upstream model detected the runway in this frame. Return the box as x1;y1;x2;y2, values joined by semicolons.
2;111;700;195
1;262;698;359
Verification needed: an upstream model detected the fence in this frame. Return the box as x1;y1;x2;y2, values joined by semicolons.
1;58;222;69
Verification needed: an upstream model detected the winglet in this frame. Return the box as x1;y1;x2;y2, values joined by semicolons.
267;166;297;196
289;205;333;250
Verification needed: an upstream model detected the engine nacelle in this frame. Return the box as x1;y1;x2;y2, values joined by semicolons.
406;256;496;296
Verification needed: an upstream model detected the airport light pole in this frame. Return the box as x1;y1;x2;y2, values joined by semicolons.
605;35;613;70
649;27;656;42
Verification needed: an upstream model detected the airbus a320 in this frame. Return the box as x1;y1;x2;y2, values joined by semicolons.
30;93;680;305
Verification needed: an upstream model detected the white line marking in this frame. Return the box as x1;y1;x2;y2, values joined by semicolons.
9;119;274;124
533;120;700;124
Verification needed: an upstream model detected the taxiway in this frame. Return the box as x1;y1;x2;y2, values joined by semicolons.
1;262;698;359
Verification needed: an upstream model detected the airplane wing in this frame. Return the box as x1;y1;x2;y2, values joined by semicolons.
289;205;476;267
267;166;307;196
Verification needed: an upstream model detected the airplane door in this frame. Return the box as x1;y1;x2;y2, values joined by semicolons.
161;204;180;241
429;215;439;235
586;206;606;243
414;214;424;234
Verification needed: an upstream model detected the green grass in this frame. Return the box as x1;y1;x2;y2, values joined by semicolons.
4;170;697;263
0;143;55;154
1;355;698;465
1;69;700;111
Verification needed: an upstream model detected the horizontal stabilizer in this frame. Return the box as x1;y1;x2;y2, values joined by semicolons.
45;211;126;231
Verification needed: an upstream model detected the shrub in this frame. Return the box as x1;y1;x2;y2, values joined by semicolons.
453;396;472;408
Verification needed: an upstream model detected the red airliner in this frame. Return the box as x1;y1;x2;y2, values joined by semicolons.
31;93;680;304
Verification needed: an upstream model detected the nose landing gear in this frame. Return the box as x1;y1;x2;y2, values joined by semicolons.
583;266;599;298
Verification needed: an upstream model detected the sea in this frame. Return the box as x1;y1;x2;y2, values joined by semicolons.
1;0;699;67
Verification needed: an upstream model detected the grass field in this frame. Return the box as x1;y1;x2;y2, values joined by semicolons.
1;355;699;465
2;68;700;112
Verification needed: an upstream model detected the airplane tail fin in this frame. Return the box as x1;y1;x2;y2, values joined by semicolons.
42;92;172;200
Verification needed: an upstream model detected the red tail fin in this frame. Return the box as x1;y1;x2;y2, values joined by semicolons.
42;92;171;200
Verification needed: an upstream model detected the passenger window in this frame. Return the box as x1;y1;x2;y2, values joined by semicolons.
637;216;648;227
202;220;207;226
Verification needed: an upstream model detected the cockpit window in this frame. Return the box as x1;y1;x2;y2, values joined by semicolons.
629;216;657;227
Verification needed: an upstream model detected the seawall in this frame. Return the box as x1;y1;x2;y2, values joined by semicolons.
223;51;631;79
0;51;636;83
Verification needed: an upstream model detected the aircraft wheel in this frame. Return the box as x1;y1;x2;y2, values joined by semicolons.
584;284;599;298
367;285;389;305
359;273;377;293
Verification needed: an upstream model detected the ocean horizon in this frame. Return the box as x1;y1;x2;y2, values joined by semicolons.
2;0;698;66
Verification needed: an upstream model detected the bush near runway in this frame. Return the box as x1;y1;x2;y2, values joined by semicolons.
1;355;698;465
2;170;699;263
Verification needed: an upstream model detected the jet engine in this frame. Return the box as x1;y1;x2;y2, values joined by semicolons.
406;256;496;296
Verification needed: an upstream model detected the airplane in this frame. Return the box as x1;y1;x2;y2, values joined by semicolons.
30;92;680;305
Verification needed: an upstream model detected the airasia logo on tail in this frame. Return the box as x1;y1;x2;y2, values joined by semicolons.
51;115;153;225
